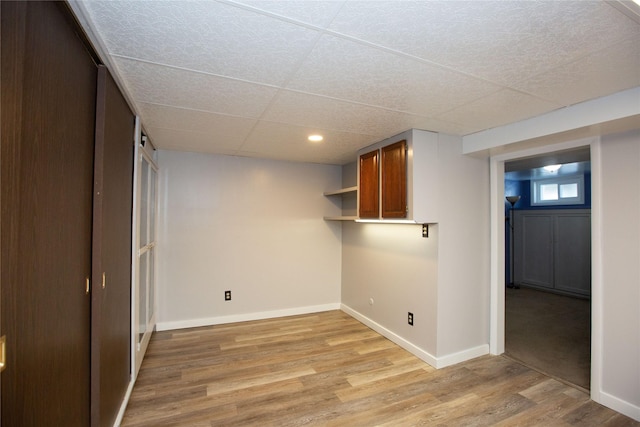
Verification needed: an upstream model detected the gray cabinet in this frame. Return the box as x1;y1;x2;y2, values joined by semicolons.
514;210;591;297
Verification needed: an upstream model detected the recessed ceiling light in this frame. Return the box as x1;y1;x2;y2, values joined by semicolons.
543;164;562;173
308;135;323;142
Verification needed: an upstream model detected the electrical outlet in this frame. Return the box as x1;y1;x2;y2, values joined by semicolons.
408;312;414;326
225;290;231;301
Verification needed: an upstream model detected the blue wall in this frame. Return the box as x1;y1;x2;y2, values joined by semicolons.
505;172;591;211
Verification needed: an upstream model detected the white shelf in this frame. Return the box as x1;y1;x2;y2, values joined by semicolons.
323;186;357;221
323;186;357;196
323;215;358;221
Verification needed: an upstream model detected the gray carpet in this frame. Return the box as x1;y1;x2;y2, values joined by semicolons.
505;286;591;390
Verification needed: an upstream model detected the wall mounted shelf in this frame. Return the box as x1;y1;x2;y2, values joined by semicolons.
323;186;357;221
323;186;357;197
323;215;359;221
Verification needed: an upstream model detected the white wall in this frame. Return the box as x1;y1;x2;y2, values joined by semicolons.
156;150;342;330
599;129;640;418
341;134;491;367
341;222;439;360
482;129;640;420
435;134;491;360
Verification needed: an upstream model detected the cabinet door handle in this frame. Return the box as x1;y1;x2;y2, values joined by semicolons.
0;335;6;372
85;277;90;295
102;272;106;289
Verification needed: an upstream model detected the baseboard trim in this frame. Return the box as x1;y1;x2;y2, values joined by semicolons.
341;304;489;369
113;378;135;427
437;344;490;368
340;304;437;367
156;303;342;331
597;390;640;422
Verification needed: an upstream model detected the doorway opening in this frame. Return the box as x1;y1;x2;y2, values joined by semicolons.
503;147;591;391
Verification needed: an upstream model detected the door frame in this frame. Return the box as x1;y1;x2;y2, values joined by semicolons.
489;135;602;401
131;119;159;378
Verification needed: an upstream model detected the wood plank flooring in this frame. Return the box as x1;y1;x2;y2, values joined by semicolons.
122;311;638;426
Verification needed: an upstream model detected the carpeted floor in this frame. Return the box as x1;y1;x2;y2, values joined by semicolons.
505;286;591;391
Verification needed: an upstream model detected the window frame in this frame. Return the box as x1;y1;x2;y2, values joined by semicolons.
531;175;585;206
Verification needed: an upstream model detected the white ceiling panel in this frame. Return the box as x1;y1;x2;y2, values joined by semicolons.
437;88;563;131
240;121;375;164
228;0;347;28
512;34;640;107
146;127;243;155
112;57;278;117
262;91;468;137
138;103;257;142
83;0;322;86
328;1;640;86
72;0;640;165
287;34;501;117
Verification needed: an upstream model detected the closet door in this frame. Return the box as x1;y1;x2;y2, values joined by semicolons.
1;2;96;424
91;66;135;427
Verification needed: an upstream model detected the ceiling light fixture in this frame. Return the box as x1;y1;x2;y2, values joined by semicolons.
543;164;561;173
308;135;323;142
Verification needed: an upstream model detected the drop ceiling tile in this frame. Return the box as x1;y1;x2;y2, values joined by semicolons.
236;148;352;166
138;103;257;137
437;89;563;131
513;35;640;107
240;121;376;164
228;0;346;28
112;57;278;118
146;127;244;154
328;1;640;86
287;34;500;117
83;0;322;86
263;91;437;136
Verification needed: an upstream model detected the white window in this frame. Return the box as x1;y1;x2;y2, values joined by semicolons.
532;175;584;206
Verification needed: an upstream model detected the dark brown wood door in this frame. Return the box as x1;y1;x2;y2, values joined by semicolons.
1;2;97;425
91;67;135;427
359;150;379;218
382;140;407;218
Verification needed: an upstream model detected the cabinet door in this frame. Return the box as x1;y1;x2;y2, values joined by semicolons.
514;213;554;288
1;2;96;424
554;214;591;296
359;150;379;218
382;140;407;218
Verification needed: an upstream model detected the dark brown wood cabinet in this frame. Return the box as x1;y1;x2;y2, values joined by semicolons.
358;140;407;220
381;140;407;218
1;3;134;426
359;150;380;218
357;130;438;224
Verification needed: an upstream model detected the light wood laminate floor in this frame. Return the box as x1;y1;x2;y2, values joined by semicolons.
122;311;637;426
